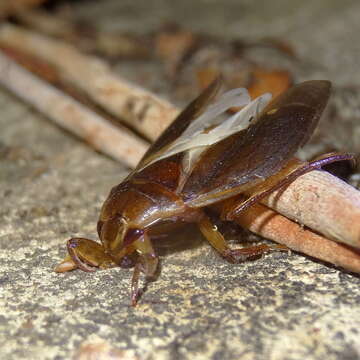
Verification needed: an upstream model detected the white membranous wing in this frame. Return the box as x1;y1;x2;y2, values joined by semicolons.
139;88;272;173
181;91;272;175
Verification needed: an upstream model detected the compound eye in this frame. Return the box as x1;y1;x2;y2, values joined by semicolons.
100;215;127;253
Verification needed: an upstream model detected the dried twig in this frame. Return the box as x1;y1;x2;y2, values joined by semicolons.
0;51;148;168
16;9;150;59
262;170;360;249
0;23;179;141
0;0;45;19
16;8;76;39
1;26;360;271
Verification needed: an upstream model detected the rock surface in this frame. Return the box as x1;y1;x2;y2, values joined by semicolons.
1;1;360;359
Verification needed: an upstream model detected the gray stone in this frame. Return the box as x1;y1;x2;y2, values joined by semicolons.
1;1;360;359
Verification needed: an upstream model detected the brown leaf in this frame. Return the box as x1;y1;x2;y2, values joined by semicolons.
155;26;198;78
196;67;221;89
226;68;292;112
196;66;292;113
246;68;292;99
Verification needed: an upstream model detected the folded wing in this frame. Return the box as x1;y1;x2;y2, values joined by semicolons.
182;80;331;207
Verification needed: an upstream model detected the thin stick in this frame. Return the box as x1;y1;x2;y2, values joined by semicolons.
16;9;150;59
262;170;360;250
16;8;75;39
0;23;179;141
0;0;45;19
0;51;148;168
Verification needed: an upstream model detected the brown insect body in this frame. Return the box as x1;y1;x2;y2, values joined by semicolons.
98;167;203;251
56;78;354;305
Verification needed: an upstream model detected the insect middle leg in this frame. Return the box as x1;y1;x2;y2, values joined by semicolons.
198;215;284;263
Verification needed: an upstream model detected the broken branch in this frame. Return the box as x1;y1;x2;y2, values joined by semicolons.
0;0;45;19
16;9;151;59
0;51;148;168
262;170;360;250
0;23;179;141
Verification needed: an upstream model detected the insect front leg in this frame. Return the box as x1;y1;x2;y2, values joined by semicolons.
55;237;116;273
198;216;284;263
131;233;159;306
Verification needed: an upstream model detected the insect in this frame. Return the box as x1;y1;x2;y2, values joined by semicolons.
55;78;354;305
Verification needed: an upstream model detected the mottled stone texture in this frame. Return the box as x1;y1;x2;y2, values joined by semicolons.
1;1;360;359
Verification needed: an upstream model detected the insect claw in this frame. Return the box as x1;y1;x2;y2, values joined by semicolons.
223;244;271;264
131;290;141;307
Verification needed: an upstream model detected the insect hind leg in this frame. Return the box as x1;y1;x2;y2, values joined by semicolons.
225;152;356;221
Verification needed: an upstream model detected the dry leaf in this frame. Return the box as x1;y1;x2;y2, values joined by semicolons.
246;68;292;99
196;67;220;89
155;26;198;78
196;66;292;113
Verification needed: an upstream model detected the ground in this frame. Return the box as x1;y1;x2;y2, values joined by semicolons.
1;1;360;359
